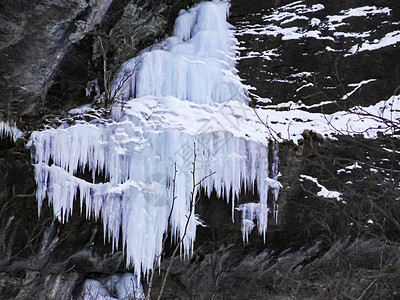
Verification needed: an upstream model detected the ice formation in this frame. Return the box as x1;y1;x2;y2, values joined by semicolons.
79;273;144;300
112;0;245;105
28;0;280;279
0;121;23;142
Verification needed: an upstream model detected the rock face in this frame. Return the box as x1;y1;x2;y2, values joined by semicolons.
1;0;400;299
0;0;196;129
233;0;400;112
1;0;110;118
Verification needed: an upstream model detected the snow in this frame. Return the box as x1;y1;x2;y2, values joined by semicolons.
0;121;23;142
327;6;391;25
311;4;325;12
257;94;400;141
281;15;309;25
236;2;395;58
299;175;343;202
296;83;313;92
341;79;377;100
68;104;92;115
310;18;321;27
347;31;400;55
262;1;324;24
383;147;400;154
346;162;362;170
290;71;313;78
237;24;334;42
333;31;371;38
304;30;334;41
337;162;363;174
238;49;280;61
236;2;329;42
28;0;280;279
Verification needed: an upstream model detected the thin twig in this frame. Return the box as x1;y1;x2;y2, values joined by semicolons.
157;144;198;300
252;108;280;142
356;279;376;300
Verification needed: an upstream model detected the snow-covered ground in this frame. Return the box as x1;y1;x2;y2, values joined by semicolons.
234;0;400;106
236;3;398;55
256;94;400;141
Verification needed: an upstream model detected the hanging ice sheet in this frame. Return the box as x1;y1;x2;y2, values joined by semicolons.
28;0;280;279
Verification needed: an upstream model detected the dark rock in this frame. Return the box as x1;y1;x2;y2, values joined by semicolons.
232;0;400;112
0;0;197;130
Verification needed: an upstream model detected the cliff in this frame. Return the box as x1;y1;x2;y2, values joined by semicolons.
1;0;400;299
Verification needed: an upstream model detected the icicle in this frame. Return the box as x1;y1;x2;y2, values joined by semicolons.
0;120;23;142
271;142;280;222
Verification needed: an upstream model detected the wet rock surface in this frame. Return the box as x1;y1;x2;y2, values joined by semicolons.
1;0;400;299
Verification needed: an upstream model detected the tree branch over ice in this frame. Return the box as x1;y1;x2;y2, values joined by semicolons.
28;0;280;282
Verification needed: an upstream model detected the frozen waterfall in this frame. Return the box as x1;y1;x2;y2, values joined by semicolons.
28;0;280;279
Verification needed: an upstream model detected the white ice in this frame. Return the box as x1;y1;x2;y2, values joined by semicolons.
112;0;246;105
80;280;116;300
29;0;280;280
0;121;23;142
79;273;144;300
341;79;377;100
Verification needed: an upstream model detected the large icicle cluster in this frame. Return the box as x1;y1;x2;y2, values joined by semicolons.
28;0;280;279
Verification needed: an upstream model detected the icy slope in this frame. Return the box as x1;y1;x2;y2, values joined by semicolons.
28;0;280;278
